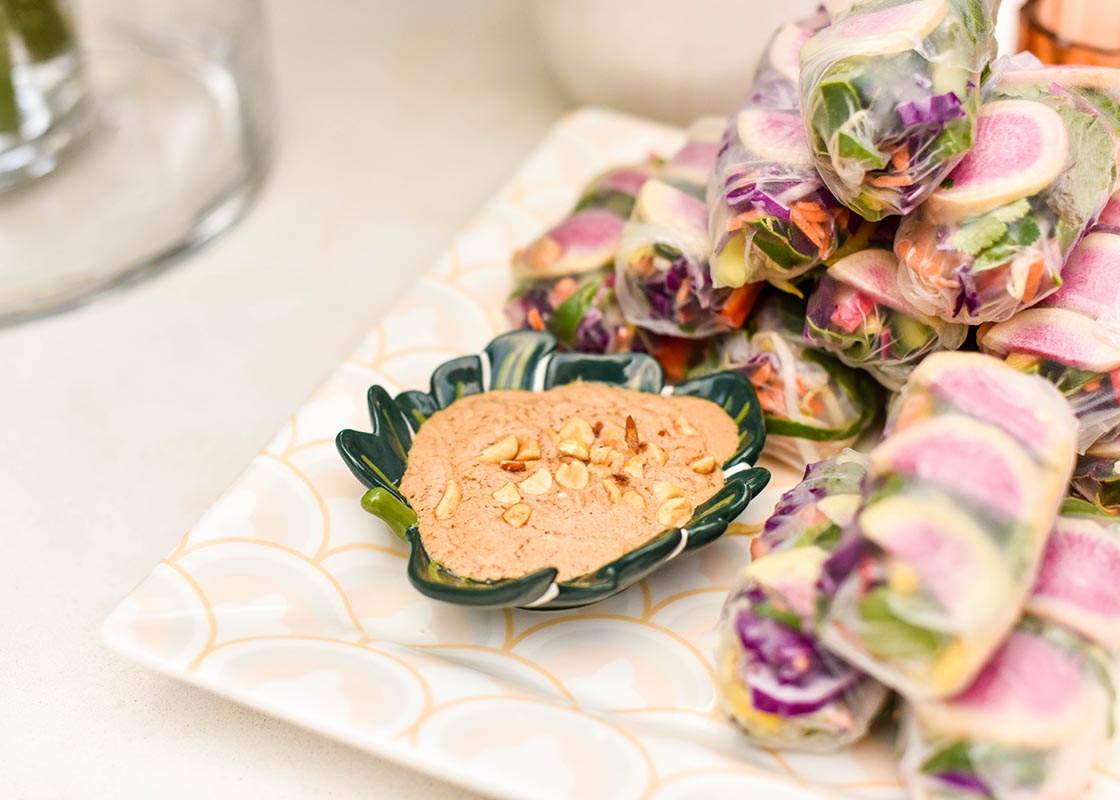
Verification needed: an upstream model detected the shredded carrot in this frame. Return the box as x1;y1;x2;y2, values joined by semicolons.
1019;255;1047;304
753;360;774;385
1085;379;1102;393
676;276;692;305
835;207;850;230
653;337;696;383
757;388;782;413
890;145;911;173
791;209;827;249
869;174;913;188
727;209;763;232
718;282;762;328
552;276;579;302
807;395;825;416
1111;368;1120;404
526;308;545;331
792;201;830;223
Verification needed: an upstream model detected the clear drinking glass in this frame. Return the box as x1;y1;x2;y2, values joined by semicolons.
0;0;275;326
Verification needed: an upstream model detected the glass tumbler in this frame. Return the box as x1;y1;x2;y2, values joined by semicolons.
0;0;275;326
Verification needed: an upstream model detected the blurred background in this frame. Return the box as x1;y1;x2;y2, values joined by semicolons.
1;0;1107;798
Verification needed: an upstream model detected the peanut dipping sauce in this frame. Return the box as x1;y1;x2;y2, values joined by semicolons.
399;383;740;581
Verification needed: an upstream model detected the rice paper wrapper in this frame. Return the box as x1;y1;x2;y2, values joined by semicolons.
707;10;860;288
616;179;759;338
817;353;1078;699
804;248;967;390
690;292;881;470
1074;432;1120;516
756;449;869;556
980;306;1120;452
895;67;1120;324
799;0;1000;220
899;618;1113;800
512;162;658;281
505;267;646;355
716;545;889;751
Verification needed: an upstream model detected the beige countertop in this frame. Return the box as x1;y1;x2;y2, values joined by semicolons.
1;2;567;797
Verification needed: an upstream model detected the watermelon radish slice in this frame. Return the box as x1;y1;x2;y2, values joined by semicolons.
1097;194;1120;231
745;546;829;623
1028;515;1120;650
663;116;725;187
980;308;1120;373
1038;231;1120;318
767;22;814;85
916;629;1095;746
737;109;813;169
926;100;1069;220
829;249;936;320
633;179;708;235
869;414;1044;520
801;0;949;62
515;209;626;277
859;494;1009;632
911;353;1078;461
595;165;655;196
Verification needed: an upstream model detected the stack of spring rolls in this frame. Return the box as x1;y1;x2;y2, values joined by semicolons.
497;0;1120;792
716;352;1118;798
505;1;1120;477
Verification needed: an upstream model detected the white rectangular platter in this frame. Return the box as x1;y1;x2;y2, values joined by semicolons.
102;108;1120;800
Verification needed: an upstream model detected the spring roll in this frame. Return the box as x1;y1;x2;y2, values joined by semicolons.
817;352;1078;698
900;500;1120;799
691;291;881;469
616;119;763;338
716;452;888;750
708;11;861;288
895;66;1120;324
799;0;1001;220
804;248;968;390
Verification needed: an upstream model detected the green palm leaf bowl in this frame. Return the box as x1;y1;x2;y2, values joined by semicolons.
336;330;770;611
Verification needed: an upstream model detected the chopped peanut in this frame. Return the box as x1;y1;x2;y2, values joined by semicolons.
492;482;521;505
622;455;645;480
503;503;532;527
515;437;542;461
602;479;622;503
555;460;590;490
674;414;698;435
558;417;595;448
478;435;520;463
434;480;462;520
642;442;668;466
657;497;692;528
652;481;683;504
518;468;553;496
621;490;646;509
557;438;591;461
689;455;717;475
590;446;613;465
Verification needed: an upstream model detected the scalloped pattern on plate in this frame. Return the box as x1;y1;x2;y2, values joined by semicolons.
101;108;1120;800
